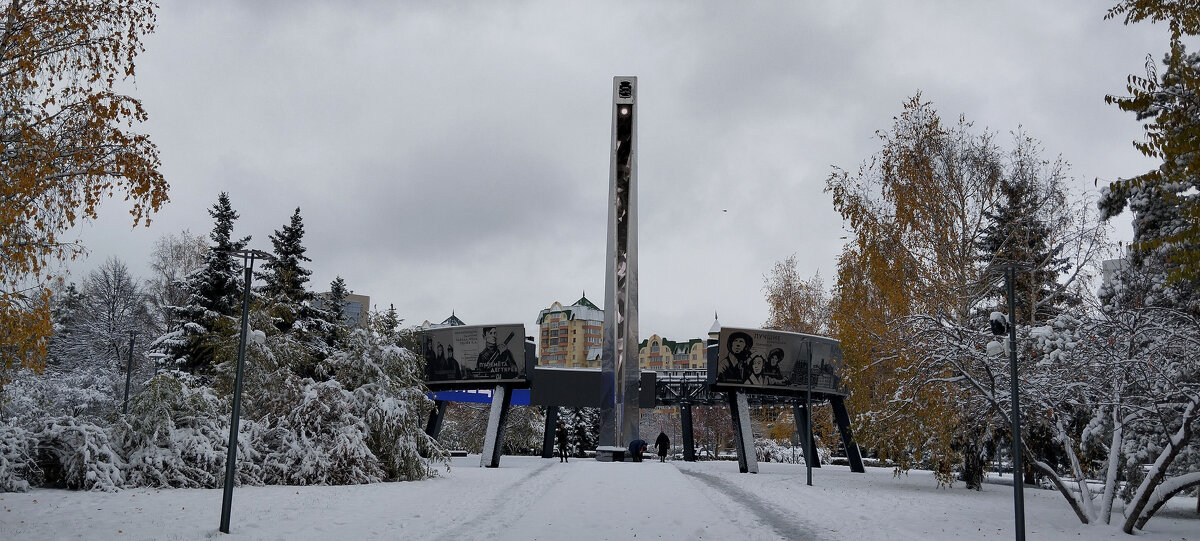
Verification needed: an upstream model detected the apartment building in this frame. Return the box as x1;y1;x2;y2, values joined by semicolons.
535;295;604;368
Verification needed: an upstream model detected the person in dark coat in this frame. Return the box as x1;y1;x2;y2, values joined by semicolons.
628;439;647;462
555;421;569;463
654;431;670;462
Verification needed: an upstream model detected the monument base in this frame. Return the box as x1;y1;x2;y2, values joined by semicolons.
595;446;626;462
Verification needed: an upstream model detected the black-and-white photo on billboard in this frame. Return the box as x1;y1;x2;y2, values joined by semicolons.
422;324;526;385
709;327;845;395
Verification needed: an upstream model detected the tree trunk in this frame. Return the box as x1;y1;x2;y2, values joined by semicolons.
1100;414;1123;524
1025;455;1090;523
1122;402;1194;534
961;446;984;490
1135;472;1200;530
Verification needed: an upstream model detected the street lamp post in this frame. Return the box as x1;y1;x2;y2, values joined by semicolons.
219;249;272;535
1005;265;1026;541
122;331;135;415
805;361;813;487
989;264;1026;541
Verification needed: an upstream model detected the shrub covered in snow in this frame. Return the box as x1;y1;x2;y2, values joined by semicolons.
33;417;127;491
109;372;230;488
755;437;829;465
0;425;36;492
0;315;447;491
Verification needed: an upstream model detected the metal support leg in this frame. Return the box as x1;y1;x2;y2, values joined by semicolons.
481;386;512;468
793;403;821;468
542;406;559;459
425;400;448;440
728;391;758;474
829;396;864;473
680;402;696;462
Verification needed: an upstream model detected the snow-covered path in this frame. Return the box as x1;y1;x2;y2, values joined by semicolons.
1;455;1196;540
431;458;823;541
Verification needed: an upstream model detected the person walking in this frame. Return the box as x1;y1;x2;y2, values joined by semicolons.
655;431;670;462
555;421;569;463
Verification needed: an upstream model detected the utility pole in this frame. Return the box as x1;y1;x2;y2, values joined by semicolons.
122;331;135;415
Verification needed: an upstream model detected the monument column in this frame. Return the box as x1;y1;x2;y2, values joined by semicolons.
599;76;640;451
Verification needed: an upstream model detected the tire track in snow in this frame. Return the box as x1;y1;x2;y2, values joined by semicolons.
433;461;562;541
678;467;828;540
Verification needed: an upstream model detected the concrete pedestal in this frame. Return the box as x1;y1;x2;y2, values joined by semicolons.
595;446;626;462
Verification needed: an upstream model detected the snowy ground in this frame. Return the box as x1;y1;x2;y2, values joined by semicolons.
1;455;1196;540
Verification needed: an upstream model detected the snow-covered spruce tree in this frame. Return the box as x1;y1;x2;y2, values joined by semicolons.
46;282;88;367
255;208;338;380
321;276;352;348
562;407;599;458
1105;1;1200;285
257;207;314;330
258;208;310;304
268;312;446;483
977;135;1080;326
160;192;250;374
1101;44;1200;313
378;304;402;343
327;276;349;321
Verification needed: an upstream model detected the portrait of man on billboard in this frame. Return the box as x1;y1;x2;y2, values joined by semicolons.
473;326;519;379
421;323;526;386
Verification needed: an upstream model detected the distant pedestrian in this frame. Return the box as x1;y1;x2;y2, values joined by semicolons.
655;431;670;462
555;421;569;463
628;439;647;462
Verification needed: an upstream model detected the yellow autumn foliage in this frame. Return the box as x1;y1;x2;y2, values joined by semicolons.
826;95;1003;483
0;0;166;384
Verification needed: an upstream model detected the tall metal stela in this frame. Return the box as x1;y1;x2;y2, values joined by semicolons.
600;76;640;449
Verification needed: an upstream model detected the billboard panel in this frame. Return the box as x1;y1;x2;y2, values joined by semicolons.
422;324;527;385
708;327;845;395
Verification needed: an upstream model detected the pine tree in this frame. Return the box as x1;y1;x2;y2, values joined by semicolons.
1102;45;1200;313
378;304;402;342
1105;3;1200;286
327;276;349;324
192;193;250;317
319;275;351;349
562;407;599;457
163;192;250;373
257;208;315;333
258;208;312;305
977;138;1075;325
47;282;88;367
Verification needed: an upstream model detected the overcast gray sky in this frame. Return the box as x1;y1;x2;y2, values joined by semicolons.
69;1;1176;341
